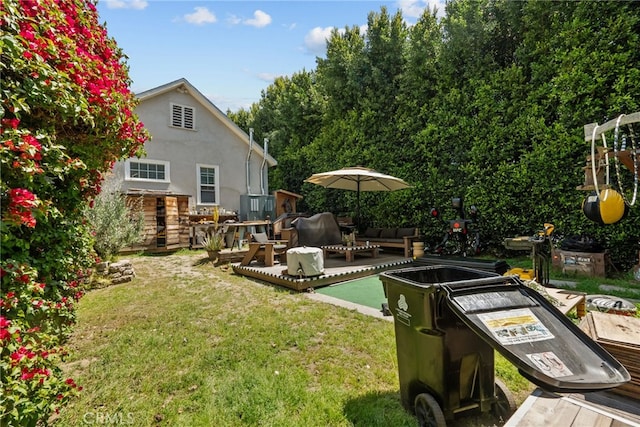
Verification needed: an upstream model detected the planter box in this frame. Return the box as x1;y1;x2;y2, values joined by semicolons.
552;249;607;278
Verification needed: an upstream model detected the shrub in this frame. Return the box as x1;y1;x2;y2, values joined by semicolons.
0;0;148;424
85;175;144;260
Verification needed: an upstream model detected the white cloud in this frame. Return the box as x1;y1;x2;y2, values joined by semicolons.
207;93;256;113
304;26;334;55
226;14;242;25
256;72;279;83
183;7;217;25
304;25;365;56
397;0;446;19
243;10;272;28
104;0;148;10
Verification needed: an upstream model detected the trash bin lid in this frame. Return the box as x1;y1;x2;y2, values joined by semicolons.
442;278;630;393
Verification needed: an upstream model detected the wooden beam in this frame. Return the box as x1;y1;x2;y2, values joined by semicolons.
584;112;640;141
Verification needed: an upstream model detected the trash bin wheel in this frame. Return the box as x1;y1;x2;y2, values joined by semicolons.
492;379;516;422
414;393;446;427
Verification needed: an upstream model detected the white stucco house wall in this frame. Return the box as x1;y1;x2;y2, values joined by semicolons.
112;78;277;217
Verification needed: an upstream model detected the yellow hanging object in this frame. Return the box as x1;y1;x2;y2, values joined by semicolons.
599;188;625;224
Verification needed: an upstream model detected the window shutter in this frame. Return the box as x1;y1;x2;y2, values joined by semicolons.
172;104;183;127
183;106;194;129
171;104;195;129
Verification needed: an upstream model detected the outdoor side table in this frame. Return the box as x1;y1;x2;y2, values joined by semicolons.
321;244;380;262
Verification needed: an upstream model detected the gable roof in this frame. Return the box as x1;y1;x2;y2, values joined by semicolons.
136;78;277;167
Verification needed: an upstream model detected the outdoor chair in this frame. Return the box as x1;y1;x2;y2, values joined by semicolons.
240;232;288;267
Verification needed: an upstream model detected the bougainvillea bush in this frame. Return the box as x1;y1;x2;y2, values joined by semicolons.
0;0;148;424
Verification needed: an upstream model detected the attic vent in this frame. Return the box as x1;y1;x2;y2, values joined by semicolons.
170;103;195;130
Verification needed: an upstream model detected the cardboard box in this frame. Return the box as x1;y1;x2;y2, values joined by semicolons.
552;249;607;278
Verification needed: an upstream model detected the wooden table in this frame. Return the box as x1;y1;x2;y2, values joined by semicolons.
321;244;380;262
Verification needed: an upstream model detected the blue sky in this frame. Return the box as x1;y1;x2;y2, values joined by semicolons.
96;0;446;112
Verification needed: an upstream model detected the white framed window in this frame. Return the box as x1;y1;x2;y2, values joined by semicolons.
197;164;219;205
125;159;170;182
170;103;195;130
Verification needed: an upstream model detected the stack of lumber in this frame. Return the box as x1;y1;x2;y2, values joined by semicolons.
580;311;640;399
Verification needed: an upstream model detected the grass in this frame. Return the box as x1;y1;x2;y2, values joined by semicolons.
53;251;535;426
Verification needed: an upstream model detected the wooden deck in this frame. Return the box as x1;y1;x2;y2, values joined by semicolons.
505;388;640;427
231;251;412;291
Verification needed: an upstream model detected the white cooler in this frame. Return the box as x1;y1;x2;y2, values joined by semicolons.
286;247;324;276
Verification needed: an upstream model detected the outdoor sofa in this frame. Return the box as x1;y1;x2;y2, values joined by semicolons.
356;227;421;258
285;213;420;258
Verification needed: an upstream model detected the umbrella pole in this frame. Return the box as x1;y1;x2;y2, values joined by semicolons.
356;181;360;231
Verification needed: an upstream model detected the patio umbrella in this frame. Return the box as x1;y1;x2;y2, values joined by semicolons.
304;166;411;228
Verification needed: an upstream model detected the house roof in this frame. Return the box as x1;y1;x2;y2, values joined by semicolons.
136;78;277;167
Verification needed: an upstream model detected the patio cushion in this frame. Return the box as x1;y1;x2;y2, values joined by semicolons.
252;232;287;250
253;232;269;243
363;227;382;238
379;228;396;238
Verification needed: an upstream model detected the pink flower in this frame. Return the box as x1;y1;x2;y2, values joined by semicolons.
21;370;35;381
11;346;35;364
1;118;19;129
9;188;37;209
6;188;38;228
20;29;35;41
22;134;41;151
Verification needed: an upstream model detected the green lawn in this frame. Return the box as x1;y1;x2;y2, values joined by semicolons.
54;252;536;426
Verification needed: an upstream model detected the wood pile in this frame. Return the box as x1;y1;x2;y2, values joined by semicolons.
580;311;640;399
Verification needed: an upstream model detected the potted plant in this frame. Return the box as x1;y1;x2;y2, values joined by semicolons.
203;233;224;260
203;206;225;260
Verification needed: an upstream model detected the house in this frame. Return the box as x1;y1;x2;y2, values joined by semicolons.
112;78;277;251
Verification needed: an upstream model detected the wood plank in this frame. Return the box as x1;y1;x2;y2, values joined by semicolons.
580;312;640;399
590;311;640;346
544;287;587;317
552;399;581;426
515;393;563;426
165;196;179;245
506;388;640;427
573;407;612;427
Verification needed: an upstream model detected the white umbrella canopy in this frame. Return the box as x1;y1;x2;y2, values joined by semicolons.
304;166;412;227
305;166;411;192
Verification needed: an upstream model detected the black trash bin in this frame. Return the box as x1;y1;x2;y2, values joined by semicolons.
380;265;630;427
